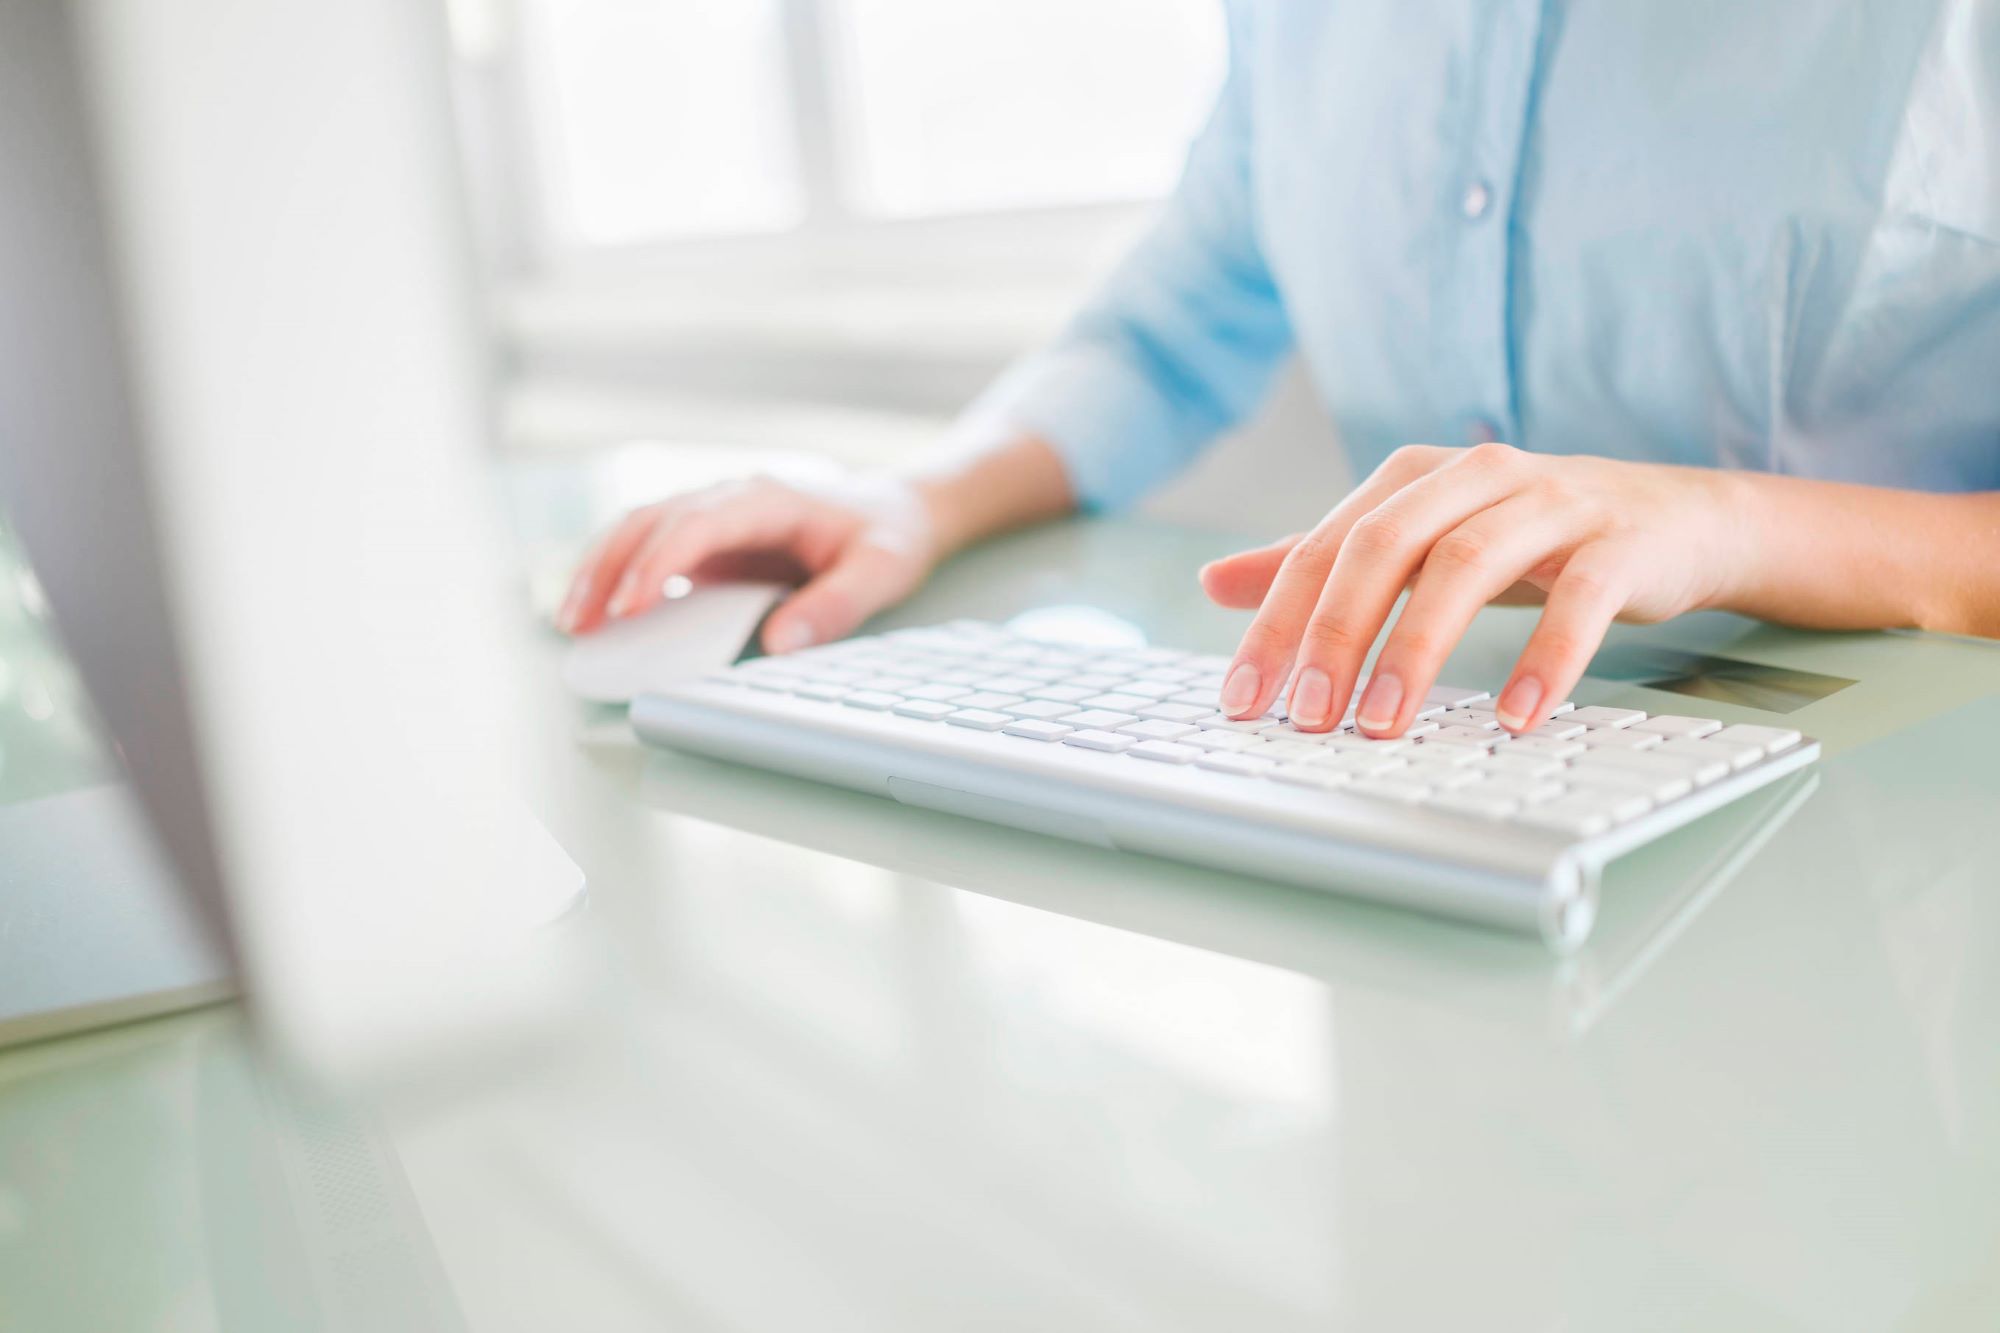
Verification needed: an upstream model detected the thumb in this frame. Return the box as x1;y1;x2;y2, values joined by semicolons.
762;540;924;654
1199;534;1303;609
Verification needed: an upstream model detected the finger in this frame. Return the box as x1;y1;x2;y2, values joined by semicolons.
1219;445;1452;716
762;537;924;653
1359;492;1585;736
608;487;810;622
558;504;668;634
1495;543;1635;733
1287;443;1534;731
1199;534;1302;609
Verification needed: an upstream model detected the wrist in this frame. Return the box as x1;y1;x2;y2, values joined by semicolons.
1700;466;1770;613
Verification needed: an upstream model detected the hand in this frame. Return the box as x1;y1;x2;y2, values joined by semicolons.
1199;443;1749;738
556;474;936;653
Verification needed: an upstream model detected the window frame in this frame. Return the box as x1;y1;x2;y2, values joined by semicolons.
457;0;1210;282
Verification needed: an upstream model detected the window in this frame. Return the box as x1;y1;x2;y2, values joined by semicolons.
830;0;1226;219
517;0;803;246
493;0;1227;255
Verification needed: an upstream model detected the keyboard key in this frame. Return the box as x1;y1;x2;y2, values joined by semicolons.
1081;692;1155;713
902;682;972;702
856;668;924;688
1428;790;1520;820
1566;706;1646;729
1505;735;1587;760
1195;752;1278;777
1572;748;1716;782
1428;725;1508;749
1408;739;1485;765
1062;728;1137;752
1120;679;1184;699
1322;733;1412;754
945;709;1013;731
1402;761;1484;789
1196;714;1282;733
1309;750;1408;777
1027;684;1095;704
1253;739;1323;762
1578;726;1663;750
1526;719;1588;741
1567;762;1692;803
1349;777;1430;804
1654;736;1761;773
1129;739;1199;764
1709;724;1802;756
1185;730;1265;752
1004;699;1079;720
1261;724;1345;745
1061;708;1140;729
891;699;957;721
1067;673;1124;692
1632;714;1722;739
1473;776;1564;805
840;691;903;711
1001;719;1074;742
1136;702;1213;723
1513;790;1649;836
1426;686;1490;708
1483;753;1566;780
955;692;1027;711
794;683;850;701
1271;766;1353;790
1120;719;1200;741
976;675;1044;695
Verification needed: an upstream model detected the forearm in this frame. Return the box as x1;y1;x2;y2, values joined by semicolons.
1721;472;2000;637
899;429;1078;560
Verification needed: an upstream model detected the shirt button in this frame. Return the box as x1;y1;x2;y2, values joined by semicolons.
1460;179;1493;221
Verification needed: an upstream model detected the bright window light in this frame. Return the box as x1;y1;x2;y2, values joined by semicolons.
828;0;1227;218
519;0;802;247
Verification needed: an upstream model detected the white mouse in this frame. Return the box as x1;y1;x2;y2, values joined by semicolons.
561;581;786;704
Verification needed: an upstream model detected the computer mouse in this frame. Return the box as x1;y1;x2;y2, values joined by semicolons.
561;580;785;704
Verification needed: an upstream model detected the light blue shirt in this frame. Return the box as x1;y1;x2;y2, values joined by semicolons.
981;0;2000;510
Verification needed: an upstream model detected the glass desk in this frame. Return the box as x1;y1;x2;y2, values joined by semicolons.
3;505;1998;1333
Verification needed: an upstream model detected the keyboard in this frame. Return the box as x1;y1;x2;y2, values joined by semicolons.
631;620;1820;949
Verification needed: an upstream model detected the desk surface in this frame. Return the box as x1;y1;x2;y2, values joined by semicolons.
4;494;2000;1332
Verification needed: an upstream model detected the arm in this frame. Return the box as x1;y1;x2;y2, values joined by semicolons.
1200;448;2000;741
965;0;1292;511
1727;473;2000;637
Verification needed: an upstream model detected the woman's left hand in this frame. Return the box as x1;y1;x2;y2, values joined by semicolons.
1199;443;1752;738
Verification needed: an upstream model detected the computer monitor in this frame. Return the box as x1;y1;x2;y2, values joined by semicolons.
0;0;584;1075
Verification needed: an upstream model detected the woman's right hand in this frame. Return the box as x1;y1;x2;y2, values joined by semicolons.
555;474;938;655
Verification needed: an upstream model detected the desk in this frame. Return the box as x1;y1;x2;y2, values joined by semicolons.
3;502;1999;1332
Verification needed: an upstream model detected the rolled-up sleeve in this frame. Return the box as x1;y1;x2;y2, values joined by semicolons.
967;3;1293;511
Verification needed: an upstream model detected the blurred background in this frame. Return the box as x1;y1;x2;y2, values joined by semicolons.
443;0;1345;544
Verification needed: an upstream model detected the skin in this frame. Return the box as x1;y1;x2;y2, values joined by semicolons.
562;432;2000;732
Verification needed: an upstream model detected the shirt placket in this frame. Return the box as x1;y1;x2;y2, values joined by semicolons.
1448;0;1550;449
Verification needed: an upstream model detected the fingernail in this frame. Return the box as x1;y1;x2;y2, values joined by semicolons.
1357;673;1404;733
1289;667;1332;728
1220;662;1261;715
767;618;815;653
608;578;638;618
1497;676;1543;731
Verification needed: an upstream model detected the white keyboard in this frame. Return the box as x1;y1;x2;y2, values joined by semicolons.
631;620;1820;949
